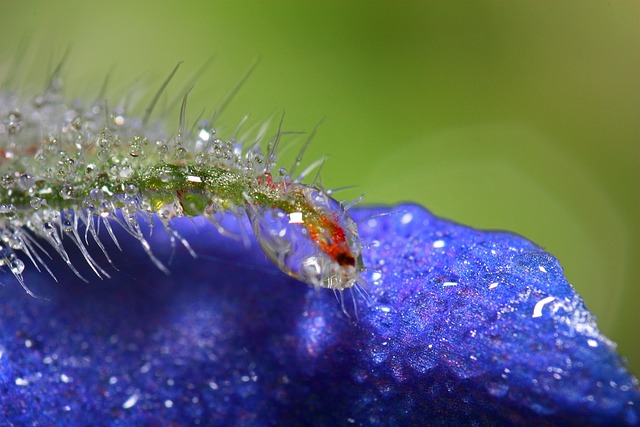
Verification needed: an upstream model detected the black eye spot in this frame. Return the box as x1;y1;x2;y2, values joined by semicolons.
336;252;355;267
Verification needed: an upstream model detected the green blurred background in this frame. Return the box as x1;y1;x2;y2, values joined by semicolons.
1;1;638;374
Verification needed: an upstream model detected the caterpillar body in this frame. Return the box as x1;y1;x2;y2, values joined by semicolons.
0;69;366;298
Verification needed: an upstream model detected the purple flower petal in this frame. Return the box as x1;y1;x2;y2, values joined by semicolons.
0;204;637;425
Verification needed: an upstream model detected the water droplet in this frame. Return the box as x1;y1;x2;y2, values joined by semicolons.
174;147;187;160
97;148;110;162
89;188;104;201
30;197;45;210
98;201;111;217
198;129;210;141
62;220;73;233
125;184;138;196
18;173;36;190
6;111;23;134
82;198;96;211
157;144;169;157
6;233;21;250
486;381;510;397
60;184;75;200
43;222;56;234
157;205;174;220
195;153;207;165
45;137;59;149
119;165;133;179
0;204;16;218
2;174;14;188
129;138;143;157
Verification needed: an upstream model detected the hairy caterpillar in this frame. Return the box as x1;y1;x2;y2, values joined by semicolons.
0;64;367;299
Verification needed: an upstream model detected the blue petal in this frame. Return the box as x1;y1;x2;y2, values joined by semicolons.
0;204;637;425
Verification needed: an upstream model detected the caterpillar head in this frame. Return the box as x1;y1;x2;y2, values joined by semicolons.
247;184;365;290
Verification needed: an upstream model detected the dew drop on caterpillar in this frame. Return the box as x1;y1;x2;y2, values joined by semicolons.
0;63;368;303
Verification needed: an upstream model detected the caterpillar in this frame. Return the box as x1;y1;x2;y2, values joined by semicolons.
0;63;367;299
